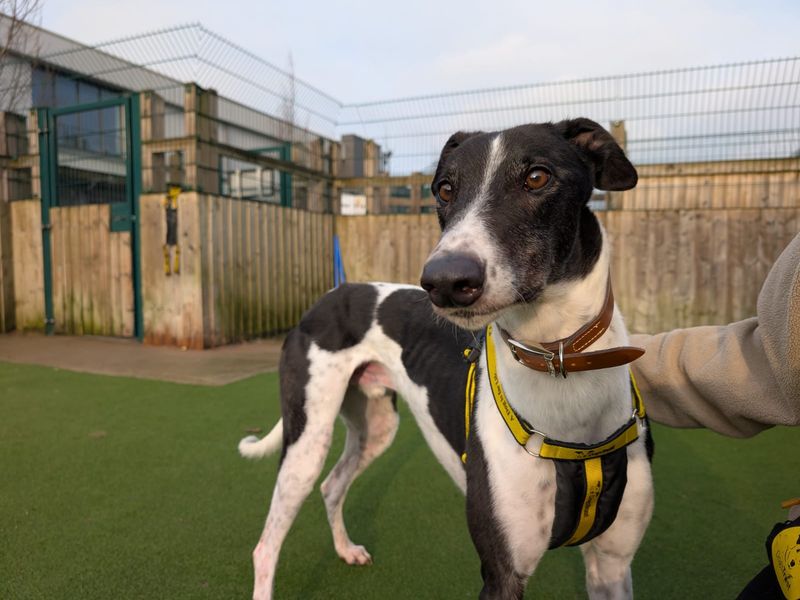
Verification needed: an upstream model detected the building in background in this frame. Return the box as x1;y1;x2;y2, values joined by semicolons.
0;15;345;214
0;15;798;346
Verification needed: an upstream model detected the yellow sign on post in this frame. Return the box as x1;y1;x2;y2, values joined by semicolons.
163;186;181;275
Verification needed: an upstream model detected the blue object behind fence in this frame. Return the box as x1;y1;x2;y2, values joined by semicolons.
333;235;347;287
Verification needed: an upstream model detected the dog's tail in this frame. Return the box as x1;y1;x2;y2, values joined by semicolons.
238;419;283;460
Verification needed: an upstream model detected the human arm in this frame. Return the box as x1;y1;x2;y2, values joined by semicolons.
629;234;800;437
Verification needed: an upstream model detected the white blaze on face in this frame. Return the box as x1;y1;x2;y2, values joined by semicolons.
426;133;517;321
478;133;506;206
432;133;505;256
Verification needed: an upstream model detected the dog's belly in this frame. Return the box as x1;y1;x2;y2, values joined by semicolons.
350;361;395;389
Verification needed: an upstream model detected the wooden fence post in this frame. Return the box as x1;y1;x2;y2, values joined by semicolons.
607;120;628;210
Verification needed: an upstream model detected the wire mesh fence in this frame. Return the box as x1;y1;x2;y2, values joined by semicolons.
0;19;799;342
338;58;800;175
0;16;798;213
137;83;336;212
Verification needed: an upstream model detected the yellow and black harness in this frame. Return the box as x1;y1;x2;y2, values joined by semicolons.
462;324;648;549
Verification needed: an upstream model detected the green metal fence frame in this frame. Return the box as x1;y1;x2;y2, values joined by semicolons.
37;94;144;340
255;144;293;207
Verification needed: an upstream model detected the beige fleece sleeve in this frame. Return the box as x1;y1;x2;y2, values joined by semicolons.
630;233;800;438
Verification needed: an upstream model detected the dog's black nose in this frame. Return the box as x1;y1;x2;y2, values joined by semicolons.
420;253;485;308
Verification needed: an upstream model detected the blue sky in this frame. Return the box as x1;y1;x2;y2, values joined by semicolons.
42;0;800;103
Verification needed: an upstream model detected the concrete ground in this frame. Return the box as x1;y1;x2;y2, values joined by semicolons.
0;332;283;386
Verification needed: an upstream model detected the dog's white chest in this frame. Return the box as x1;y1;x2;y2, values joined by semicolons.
471;356;646;575
474;379;559;573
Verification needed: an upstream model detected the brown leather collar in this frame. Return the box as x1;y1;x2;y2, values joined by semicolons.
497;278;644;377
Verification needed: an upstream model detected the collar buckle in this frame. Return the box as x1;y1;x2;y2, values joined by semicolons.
506;337;557;376
506;337;567;378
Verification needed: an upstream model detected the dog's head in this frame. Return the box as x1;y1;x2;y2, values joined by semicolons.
420;119;637;330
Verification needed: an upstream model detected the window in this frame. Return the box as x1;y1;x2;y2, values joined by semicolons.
76;82;102;152
32;67;121;110
99;106;122;156
220;156;282;203
390;185;411;198
34;68;124;158
150;150;185;192
77;81;100;104
8;168;32;201
53;76;78;115
31;68;55;106
53;106;127;207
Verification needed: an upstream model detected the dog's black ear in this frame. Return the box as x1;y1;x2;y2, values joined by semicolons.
556;118;637;191
432;131;482;182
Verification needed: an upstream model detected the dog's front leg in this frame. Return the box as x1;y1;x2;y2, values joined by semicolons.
579;447;654;600
466;441;529;600
476;564;525;600
581;547;633;600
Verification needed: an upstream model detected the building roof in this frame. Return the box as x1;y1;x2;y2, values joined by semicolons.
1;13;183;102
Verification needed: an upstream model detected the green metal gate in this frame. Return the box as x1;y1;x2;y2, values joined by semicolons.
38;95;143;338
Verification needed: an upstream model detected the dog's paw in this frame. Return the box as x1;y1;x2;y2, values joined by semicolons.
339;544;373;566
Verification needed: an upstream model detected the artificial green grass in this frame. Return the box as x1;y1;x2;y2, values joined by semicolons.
0;361;797;599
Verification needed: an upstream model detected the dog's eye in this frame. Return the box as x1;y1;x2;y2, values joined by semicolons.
438;182;454;204
524;168;551;191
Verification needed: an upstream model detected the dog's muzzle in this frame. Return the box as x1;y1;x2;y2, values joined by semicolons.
420;252;485;308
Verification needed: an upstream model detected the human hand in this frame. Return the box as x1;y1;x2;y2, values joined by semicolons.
782;497;800;521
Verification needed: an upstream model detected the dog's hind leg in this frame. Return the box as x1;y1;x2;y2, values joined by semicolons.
320;381;399;566
251;334;351;600
253;431;336;599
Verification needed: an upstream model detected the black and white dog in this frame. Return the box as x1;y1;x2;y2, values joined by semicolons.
239;119;654;600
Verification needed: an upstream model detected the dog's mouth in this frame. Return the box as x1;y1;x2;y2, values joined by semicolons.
433;303;514;331
431;286;544;331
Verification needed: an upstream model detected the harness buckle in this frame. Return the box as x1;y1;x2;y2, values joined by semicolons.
462;345;481;363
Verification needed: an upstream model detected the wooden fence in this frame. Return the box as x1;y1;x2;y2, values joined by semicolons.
335;214;441;283
0;199;13;332
49;204;135;337
8;199;133;336
140;193;334;348
335;209;800;334
617;159;800;210
338;158;800;214
597;209;800;332
6;194;333;347
3;198;797;342
9;200;43;331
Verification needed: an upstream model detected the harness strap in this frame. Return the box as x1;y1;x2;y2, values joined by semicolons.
461;324;647;549
461;356;478;464
549;448;630;548
485;323;646;461
564;457;603;545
